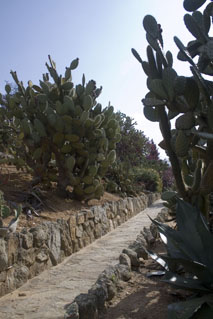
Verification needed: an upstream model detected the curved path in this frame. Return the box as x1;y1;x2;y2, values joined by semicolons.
0;200;163;319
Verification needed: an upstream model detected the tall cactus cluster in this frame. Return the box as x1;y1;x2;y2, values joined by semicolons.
0;56;120;200
132;0;213;218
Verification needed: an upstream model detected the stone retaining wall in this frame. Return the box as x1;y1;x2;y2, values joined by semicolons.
0;192;160;297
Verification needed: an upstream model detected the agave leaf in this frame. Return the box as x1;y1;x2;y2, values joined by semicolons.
168;295;213;319
150;217;188;260
163;271;211;293
147;270;165;277
163;257;212;285
175;200;207;264
146;248;168;270
195;213;213;270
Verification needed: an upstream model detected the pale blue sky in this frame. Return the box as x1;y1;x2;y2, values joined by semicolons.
0;0;195;158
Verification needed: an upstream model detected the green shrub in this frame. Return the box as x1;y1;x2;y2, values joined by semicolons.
104;162;138;197
134;167;162;193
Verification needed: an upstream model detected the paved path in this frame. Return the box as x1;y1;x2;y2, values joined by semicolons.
0;200;163;319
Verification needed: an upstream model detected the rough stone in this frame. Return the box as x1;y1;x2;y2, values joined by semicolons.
119;253;131;270
150;222;159;239
78;238;84;249
0;228;8;238
0;271;6;282
0;239;8;271
115;264;132;281
65;302;79;319
6;234;19;266
18;248;35;267
76;225;83;238
116;215;121;226
85;209;94;219
30;226;47;248
74;293;98;319
36;249;49;263
142;227;155;246
68;215;77;227
13;265;29;288
77;212;85;225
89;281;108;311
58;219;72;256
21;231;33;249
46;223;61;265
122;248;140;267
72;240;80;253
94;224;102;239
93;206;102;224
70;227;76;240
83;236;91;247
129;239;148;260
109;220;114;231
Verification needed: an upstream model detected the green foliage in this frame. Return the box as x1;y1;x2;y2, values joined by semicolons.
148;199;213;318
104;162;138;197
115;112;149;168
0;56;120;200
134;167;162;193
132;0;213;219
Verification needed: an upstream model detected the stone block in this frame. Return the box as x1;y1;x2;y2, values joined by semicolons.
6;234;19;266
76;225;83;238
21;231;33;249
77;212;85;225
68;215;77;228
0;239;8;271
70;227;76;241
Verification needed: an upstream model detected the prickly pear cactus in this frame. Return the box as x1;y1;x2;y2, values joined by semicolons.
132;1;213;218
1;56;120;200
0;191;11;219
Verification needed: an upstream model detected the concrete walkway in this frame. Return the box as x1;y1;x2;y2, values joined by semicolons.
0;200;163;319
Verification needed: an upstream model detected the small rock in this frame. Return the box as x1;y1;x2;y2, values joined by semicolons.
119;253;131;270
65;302;79;319
18;293;26;297
129;239;148;260
89;282;108;311
74;293;98;319
142;227;155;246
122;248;140;267
115;264;132;281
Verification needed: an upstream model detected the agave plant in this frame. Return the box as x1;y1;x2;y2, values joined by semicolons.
148;199;213;318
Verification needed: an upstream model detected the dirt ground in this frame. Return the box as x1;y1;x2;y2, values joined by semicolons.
0;165;120;231
101;241;190;319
